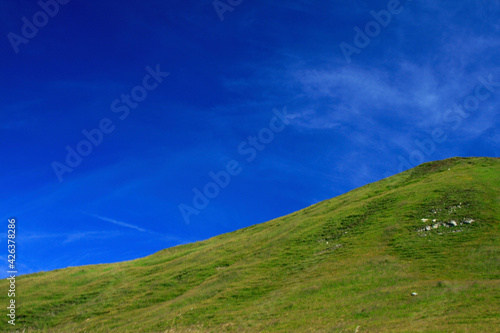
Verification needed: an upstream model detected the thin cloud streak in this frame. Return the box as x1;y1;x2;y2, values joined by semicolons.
85;213;148;233
82;212;186;243
15;230;123;244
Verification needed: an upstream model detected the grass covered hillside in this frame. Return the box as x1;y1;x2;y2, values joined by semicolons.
2;157;499;332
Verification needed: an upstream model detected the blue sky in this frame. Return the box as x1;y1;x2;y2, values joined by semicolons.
0;0;498;277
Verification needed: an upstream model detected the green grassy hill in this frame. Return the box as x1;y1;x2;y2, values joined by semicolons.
2;157;499;332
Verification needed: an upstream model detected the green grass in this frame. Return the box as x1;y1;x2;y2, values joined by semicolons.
1;157;499;332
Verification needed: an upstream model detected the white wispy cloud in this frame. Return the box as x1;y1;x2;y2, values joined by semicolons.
84;213;149;233
15;230;123;244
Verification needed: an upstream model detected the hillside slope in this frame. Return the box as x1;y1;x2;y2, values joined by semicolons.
1;157;499;332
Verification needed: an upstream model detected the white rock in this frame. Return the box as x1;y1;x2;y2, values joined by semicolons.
411;292;418;296
448;220;458;227
421;218;429;222
425;226;431;231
